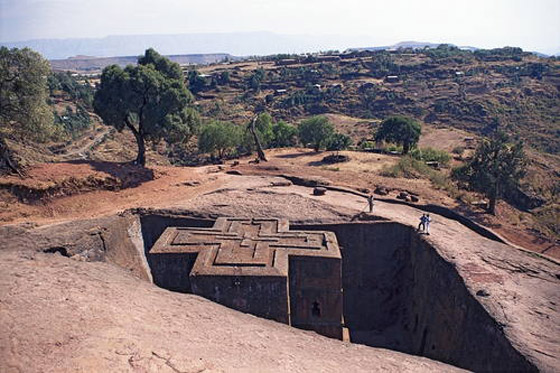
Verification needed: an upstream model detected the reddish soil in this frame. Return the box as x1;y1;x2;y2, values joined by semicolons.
0;148;557;258
0;161;223;225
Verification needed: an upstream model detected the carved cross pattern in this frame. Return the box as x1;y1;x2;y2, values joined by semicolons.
148;217;344;340
150;217;339;275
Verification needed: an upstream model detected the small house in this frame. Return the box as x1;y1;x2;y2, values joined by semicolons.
385;75;399;83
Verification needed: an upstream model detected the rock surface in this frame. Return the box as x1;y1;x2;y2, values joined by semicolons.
0;249;462;373
0;174;558;372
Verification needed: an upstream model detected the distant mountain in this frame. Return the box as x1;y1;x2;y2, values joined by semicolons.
349;41;479;52
4;33;551;61
1;32;381;60
391;41;441;49
50;53;237;72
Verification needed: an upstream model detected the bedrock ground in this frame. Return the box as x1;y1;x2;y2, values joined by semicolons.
1;175;558;372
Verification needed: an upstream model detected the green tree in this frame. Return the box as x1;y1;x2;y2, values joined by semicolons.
138;48;184;81
48;71;94;108
452;131;526;214
218;71;230;85
0;47;56;173
245;113;274;147
298;115;334;152
375;116;421;154
247;68;265;92
198;121;242;159
93;49;196;166
271;120;298;148
239;112;275;159
54;104;91;137
326;133;352;156
187;70;206;93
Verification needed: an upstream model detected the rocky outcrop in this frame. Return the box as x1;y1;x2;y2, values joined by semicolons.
1;206;558;372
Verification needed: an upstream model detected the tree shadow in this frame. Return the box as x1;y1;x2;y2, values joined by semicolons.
307;154;349;167
66;160;154;189
276;151;320;159
453;201;502;229
307;160;326;167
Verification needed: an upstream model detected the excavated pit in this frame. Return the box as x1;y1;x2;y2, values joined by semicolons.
139;214;536;372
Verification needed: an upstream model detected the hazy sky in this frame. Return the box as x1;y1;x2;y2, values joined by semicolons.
1;0;559;54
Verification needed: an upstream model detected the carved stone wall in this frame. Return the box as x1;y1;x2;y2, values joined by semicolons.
148;217;343;339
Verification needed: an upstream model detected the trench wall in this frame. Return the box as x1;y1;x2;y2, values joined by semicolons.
16;212;539;371
139;214;536;372
295;222;536;372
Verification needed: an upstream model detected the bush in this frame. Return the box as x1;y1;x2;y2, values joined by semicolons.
298;115;334;151
385;144;403;153
54;104;91;138
380;156;430;178
326;133;352;153
410;147;451;165
451;146;465;155
271;120;298;148
381;156;459;196
360;140;375;150
198;121;242;158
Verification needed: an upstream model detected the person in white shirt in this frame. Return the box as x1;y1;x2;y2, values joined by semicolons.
425;214;432;235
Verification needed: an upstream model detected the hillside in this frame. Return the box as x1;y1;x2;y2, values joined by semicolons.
191;46;560;155
2;45;559;260
2;44;560;373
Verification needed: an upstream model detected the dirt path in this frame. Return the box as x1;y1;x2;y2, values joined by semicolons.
59;126;113;160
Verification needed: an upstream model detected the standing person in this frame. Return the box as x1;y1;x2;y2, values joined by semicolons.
367;194;374;213
425;214;432;235
417;214;426;232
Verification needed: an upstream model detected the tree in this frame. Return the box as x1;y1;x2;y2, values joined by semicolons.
187;70;206;93
298;115;334;152
93;49;196;166
247;68;265;92
138;48;184;81
246;113;275;161
48;71;94;108
375;116;421;154
250;112;274;146
198;121;242;159
0;47;56;173
271;120;298;148
326;133;352;156
452;131;526;214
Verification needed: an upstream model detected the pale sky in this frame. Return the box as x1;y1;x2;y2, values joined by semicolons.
1;0;559;54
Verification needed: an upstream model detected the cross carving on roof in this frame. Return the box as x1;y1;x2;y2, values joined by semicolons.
150;217;340;276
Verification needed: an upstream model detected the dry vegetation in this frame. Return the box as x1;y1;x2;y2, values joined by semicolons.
1;46;558;257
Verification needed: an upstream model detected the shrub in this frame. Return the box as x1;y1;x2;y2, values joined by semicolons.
385;144;403;153
380;156;430;178
271;120;298;148
359;140;375;150
54;104;91;138
381;155;460;196
326;133;352;153
198;121;242;158
410;147;451;165
452;146;465;155
298;115;334;151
